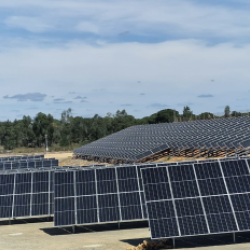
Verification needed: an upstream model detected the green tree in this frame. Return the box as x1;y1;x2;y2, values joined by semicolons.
231;111;241;117
224;105;230;118
21;115;35;147
183;106;193;121
1;121;17;150
59;108;73;146
155;109;179;123
33;112;54;147
61;108;73;124
197;112;214;120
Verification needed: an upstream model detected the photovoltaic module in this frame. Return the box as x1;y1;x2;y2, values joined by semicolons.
141;158;250;239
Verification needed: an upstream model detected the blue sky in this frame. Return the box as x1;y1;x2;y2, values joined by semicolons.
0;0;250;121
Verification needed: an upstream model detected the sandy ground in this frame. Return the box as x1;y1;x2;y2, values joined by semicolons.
46;152;107;166
1;151;240;167
0;151;102;167
1;219;250;250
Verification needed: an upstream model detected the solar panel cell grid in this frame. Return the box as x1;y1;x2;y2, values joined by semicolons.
141;158;250;239
54;163;159;227
74;117;250;161
0;168;55;220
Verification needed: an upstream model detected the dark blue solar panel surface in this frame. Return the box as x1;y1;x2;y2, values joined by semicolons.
73;117;250;161
54;164;157;227
141;158;250;239
0;159;58;170
0;169;54;219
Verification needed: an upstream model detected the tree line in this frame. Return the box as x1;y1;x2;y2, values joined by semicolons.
0;106;247;150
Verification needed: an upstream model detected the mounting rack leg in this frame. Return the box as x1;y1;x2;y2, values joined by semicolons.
233;233;236;243
72;226;76;233
172;238;176;248
118;223;120;229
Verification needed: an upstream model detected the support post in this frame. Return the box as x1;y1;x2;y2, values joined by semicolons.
233;233;236;243
172;238;176;248
118;222;120;229
72;226;76;234
45;134;49;153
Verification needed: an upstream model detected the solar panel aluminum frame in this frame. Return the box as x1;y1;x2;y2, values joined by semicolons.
141;158;250;240
0;168;55;221
74;117;250;162
0;158;58;171
54;164;158;228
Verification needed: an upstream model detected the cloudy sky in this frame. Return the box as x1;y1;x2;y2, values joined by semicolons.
0;0;250;121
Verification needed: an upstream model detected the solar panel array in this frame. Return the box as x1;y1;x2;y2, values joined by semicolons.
0;160;125;222
0;168;56;220
0;155;44;162
53;157;244;227
0;158;58;171
141;158;250;239
74;117;250;161
54;163;157;227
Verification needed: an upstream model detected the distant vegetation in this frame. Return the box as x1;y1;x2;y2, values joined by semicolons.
0;106;248;151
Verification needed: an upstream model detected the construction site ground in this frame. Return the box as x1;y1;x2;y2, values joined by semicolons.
2;151;249;167
43;152;231;167
1;219;250;250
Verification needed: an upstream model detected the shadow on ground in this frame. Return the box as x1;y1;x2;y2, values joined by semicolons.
122;232;250;249
0;217;53;226
41;221;148;236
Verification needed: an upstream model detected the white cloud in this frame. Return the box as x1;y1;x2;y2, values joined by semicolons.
75;21;99;34
0;0;250;119
4;16;52;33
0;0;249;39
0;39;250;103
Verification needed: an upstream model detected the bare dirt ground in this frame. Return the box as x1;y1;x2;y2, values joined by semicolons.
44;152;108;167
1;219;250;250
0;151;104;167
1;151;241;167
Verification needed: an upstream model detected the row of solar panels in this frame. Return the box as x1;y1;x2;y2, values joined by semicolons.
0;168;55;218
141;159;250;239
74;116;250;161
2;156;250;238
0;163;119;220
0;155;44;162
0;159;59;170
53;157;250;228
0;159;206;221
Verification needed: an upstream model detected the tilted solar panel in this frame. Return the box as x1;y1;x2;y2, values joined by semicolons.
0;155;44;162
74;117;250;162
0;159;58;171
141;158;250;239
54;164;157;227
53;157;248;227
0;168;56;220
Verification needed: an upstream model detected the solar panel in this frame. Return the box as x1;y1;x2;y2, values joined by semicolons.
0;159;58;171
0;168;56;220
53;157;249;228
141;158;250;239
0;155;44;162
74;117;250;162
54;164;157;227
